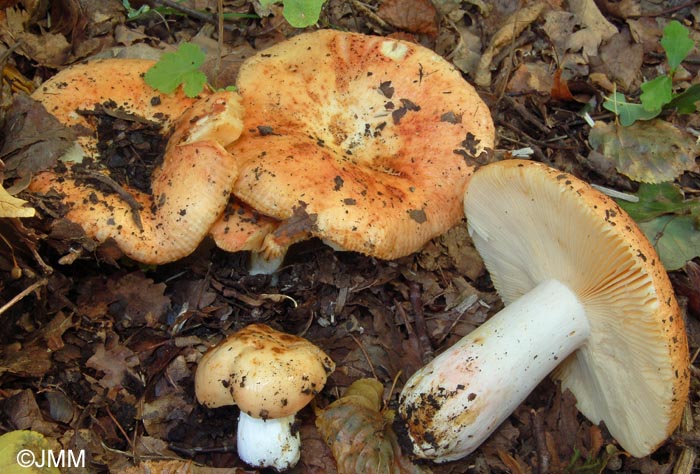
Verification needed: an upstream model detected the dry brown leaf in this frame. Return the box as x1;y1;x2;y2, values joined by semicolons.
568;0;618;57
474;2;546;86
594;28;644;91
377;0;439;37
86;339;140;394
0;184;34;217
0;341;52;377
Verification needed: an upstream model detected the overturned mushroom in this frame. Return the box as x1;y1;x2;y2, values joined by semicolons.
195;323;335;470
399;159;690;461
228;29;495;259
29;58;244;263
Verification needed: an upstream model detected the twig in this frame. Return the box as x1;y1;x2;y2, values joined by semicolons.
0;278;48;317
409;282;434;364
348;332;378;380
530;409;550;474
76;170;144;231
150;0;238;32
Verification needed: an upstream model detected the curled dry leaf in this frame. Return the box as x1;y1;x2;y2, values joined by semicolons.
316;378;432;474
377;0;439;37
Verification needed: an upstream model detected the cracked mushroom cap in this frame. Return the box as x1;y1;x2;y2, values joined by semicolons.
195;323;335;419
229;29;495;259
465;159;690;457
29;59;245;264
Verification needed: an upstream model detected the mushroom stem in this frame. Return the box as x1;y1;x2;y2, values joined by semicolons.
399;278;590;462
236;411;301;470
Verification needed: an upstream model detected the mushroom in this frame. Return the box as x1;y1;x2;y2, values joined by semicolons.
29;59;244;263
194;323;335;470
228;29;495;260
398;159;690;461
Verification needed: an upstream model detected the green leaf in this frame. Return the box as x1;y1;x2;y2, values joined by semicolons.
639;75;673;111
588;119;697;183
282;0;324;27
639;215;700;270
661;20;694;73
665;83;700;114
144;42;207;97
617;182;693;222
602;92;660;126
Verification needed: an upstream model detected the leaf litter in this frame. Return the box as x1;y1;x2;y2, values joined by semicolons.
0;0;699;473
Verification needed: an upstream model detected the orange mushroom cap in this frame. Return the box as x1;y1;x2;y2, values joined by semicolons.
29;59;245;264
229;30;495;259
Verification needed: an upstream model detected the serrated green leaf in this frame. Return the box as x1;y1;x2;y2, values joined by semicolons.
617;182;693;222
144;42;207;97
639;214;700;270
282;0;324;27
661;20;694;72
602;92;660;126
588;119;697;182
665;83;700;114
639;75;673;111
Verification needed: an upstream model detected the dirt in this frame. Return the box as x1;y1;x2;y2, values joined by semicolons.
0;1;699;473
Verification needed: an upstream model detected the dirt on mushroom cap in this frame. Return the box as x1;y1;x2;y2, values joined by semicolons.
195;323;335;419
229;29;495;260
29;59;245;264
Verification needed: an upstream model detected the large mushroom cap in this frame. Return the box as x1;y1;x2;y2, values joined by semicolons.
230;29;495;259
195;323;335;419
464;159;690;457
29;59;245;264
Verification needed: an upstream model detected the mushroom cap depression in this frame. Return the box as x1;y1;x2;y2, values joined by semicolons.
464;159;690;457
195;323;335;419
230;29;495;259
29;59;245;263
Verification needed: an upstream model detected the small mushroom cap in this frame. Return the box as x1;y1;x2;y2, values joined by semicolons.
29;59;245;264
195;323;335;419
229;30;495;259
464;159;690;457
209;200;279;254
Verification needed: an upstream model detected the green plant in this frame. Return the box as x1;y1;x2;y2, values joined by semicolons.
603;20;699;126
260;0;327;28
144;43;209;97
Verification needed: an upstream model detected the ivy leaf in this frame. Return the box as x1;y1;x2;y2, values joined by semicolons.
588;119;697;183
639;75;672;111
661;20;694;72
144;43;207;98
602;92;660;126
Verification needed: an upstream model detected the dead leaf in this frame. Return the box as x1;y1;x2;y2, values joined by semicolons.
3;389;58;435
588;120;698;183
0;341;52;377
0;183;34;217
377;0;439;37
475;2;546;86
0;93;76;180
1;7;71;67
86;338;140;395
593;28;644;91
568;0;618;57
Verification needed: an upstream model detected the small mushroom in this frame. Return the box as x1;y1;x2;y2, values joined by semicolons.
399;159;690;461
29;59;244;263
228;29;495;260
194;323;335;470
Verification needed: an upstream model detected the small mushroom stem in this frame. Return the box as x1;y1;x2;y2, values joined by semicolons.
399;279;590;462
236;411;301;470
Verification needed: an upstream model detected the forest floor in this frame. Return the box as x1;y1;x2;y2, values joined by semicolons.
1;0;700;473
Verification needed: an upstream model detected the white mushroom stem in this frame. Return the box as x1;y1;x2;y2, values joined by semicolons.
399;279;590;462
236;411;301;470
